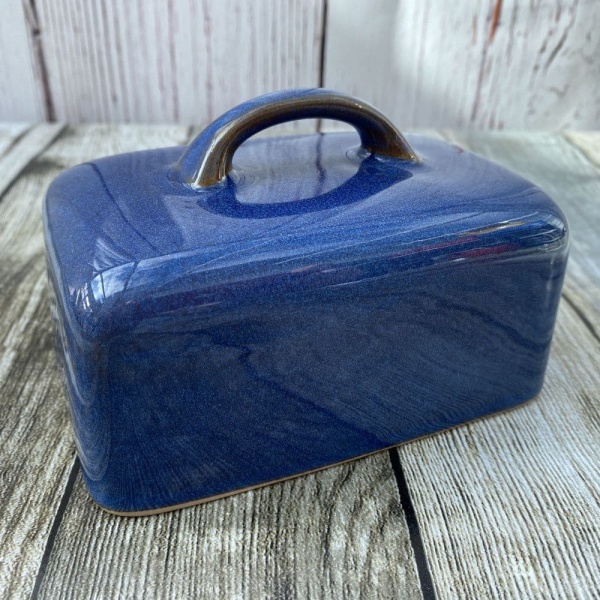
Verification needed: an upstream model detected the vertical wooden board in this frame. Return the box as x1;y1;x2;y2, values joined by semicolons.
323;0;600;130
471;0;600;130
396;302;600;599
173;0;325;125
0;3;44;121
37;454;423;600
35;0;325;132
0;126;189;598
323;0;489;130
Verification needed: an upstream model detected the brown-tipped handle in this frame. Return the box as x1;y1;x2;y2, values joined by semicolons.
178;89;418;188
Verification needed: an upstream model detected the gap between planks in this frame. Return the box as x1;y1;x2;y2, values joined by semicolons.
394;129;600;599
0;125;193;599
0;124;425;600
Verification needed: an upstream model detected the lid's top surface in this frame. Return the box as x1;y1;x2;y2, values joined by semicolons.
45;131;567;334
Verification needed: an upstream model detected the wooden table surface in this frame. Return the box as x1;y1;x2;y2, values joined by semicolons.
0;125;599;600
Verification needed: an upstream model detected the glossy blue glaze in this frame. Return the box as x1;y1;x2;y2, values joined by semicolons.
44;119;568;513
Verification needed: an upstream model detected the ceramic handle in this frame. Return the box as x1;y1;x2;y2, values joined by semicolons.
178;89;418;188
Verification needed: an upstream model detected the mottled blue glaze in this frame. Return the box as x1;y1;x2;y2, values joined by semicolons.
44;123;568;513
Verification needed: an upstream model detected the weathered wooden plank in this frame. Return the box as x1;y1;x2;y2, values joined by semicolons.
0;4;44;121
3;0;600;132
4;126;599;598
323;0;600;130
394;131;600;598
560;131;600;339
0;124;30;158
564;131;600;172
35;0;325;132
37;454;422;600
0;125;423;599
0;126;189;599
397;301;600;599
0;124;64;200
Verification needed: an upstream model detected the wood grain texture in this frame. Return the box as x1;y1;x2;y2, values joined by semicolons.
397;302;600;599
564;131;600;171
395;131;600;598
3;0;599;130
0;125;189;599
0;124;63;199
34;0;325;132
1;127;599;599
0;2;44;121
36;454;422;600
323;0;600;130
0;125;423;600
0;124;30;157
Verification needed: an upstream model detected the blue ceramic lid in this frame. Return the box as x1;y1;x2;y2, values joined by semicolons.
44;89;568;514
45;92;565;339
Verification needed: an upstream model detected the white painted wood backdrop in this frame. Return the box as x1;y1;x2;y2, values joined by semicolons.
1;0;599;129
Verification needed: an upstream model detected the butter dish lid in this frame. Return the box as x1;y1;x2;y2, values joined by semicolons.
44;89;568;335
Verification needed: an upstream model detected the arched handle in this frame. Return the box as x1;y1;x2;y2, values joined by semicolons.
177;89;419;188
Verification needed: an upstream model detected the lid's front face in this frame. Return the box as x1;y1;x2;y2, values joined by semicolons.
44;91;567;337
